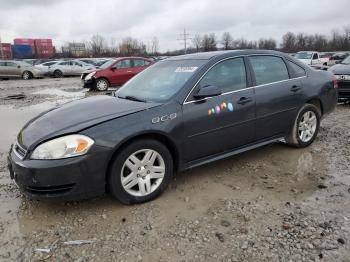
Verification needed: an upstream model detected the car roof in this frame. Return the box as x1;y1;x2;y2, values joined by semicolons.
166;49;289;61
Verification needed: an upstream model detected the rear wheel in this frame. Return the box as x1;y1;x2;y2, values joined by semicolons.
53;70;63;78
22;71;33;80
95;78;109;91
108;139;173;204
286;104;321;148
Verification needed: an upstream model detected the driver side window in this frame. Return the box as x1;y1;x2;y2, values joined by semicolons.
198;57;247;93
312;53;318;60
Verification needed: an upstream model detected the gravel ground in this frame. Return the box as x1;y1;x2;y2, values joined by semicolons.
0;78;349;262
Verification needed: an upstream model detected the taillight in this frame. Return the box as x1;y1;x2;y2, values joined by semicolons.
332;75;338;89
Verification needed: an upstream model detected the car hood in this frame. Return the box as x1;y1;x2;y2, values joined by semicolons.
329;64;350;74
18;95;161;149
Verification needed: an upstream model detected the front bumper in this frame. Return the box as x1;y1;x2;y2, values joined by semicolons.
7;144;110;201
82;78;96;89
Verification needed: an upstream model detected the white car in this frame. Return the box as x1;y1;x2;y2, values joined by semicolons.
48;60;95;77
295;51;329;68
34;61;58;75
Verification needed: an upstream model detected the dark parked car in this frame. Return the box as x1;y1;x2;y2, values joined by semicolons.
81;57;154;91
8;50;337;204
329;55;350;101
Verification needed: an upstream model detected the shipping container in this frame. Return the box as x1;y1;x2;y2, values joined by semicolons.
14;38;35;55
34;39;54;58
12;45;33;59
0;43;13;59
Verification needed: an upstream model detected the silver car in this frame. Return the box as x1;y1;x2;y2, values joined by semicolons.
34;61;59;75
48;60;95;78
0;60;44;80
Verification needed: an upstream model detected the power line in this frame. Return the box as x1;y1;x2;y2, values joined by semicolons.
177;28;192;54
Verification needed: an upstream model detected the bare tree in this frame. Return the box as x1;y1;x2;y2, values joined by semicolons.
119;37;146;56
281;32;296;52
192;34;202;52
201;33;217;52
150;36;159;55
258;38;276;50
221;32;233;50
88;34;106;57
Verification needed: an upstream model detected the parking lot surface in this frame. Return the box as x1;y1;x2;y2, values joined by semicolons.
0;78;349;261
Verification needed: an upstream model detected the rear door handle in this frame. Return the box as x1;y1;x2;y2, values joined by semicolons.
237;96;253;105
290;85;301;92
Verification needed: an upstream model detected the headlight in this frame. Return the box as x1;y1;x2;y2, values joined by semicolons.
31;135;94;160
85;72;96;80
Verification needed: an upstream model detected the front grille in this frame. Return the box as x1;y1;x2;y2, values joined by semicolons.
26;184;75;195
14;143;27;159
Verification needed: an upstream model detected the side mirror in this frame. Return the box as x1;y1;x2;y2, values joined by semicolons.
194;85;222;99
17;65;21;69
111;66;117;71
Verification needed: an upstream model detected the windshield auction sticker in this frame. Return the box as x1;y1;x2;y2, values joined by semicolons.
175;67;198;73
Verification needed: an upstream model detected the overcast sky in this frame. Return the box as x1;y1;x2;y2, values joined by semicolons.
0;0;349;52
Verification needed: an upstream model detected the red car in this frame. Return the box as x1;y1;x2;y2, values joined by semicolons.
82;57;154;91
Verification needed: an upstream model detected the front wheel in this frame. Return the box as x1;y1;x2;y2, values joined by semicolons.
95;78;109;91
286;104;321;148
53;70;63;78
108;139;173;204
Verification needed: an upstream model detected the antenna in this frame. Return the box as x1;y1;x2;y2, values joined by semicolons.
177;28;192;54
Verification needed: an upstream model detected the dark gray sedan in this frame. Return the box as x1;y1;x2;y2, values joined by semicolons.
8;50;337;204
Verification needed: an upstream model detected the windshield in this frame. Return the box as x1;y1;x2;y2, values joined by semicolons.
99;59;115;69
341;56;350;65
295;52;313;59
116;59;206;102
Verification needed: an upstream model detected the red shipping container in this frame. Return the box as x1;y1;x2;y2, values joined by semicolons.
35;45;54;58
1;43;12;59
34;39;53;46
14;38;35;55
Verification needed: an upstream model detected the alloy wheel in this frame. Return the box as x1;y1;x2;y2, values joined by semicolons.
298;111;317;143
120;149;165;197
96;79;108;91
22;72;30;80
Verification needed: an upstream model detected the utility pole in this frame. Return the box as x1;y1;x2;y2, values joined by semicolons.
177;28;192;54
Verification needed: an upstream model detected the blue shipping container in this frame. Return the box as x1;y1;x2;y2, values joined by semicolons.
11;45;33;59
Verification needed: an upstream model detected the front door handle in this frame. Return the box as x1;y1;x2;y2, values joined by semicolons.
290;85;301;92
237;97;253;105
127;70;133;73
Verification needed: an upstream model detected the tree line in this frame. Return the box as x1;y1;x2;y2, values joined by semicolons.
67;26;350;57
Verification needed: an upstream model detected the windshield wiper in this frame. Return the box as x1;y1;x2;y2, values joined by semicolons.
117;95;147;103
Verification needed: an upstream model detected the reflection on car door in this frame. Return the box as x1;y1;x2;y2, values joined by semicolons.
0;61;8;77
6;62;21;77
182;57;256;163
249;55;303;140
110;59;133;85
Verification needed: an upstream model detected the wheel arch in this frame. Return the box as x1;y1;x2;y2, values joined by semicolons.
96;76;111;86
306;98;323;116
105;132;180;186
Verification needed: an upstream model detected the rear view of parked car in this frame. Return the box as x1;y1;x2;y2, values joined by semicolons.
48;60;95;78
82;57;154;91
329;55;350;101
0;60;44;80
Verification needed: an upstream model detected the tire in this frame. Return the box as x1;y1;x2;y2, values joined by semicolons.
95;78;109;91
53;70;63;78
22;71;33;80
108;139;173;204
286;104;321;148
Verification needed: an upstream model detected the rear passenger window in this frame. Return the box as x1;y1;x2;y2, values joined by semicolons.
249;56;289;85
286;60;306;78
133;59;146;67
198;57;247;93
